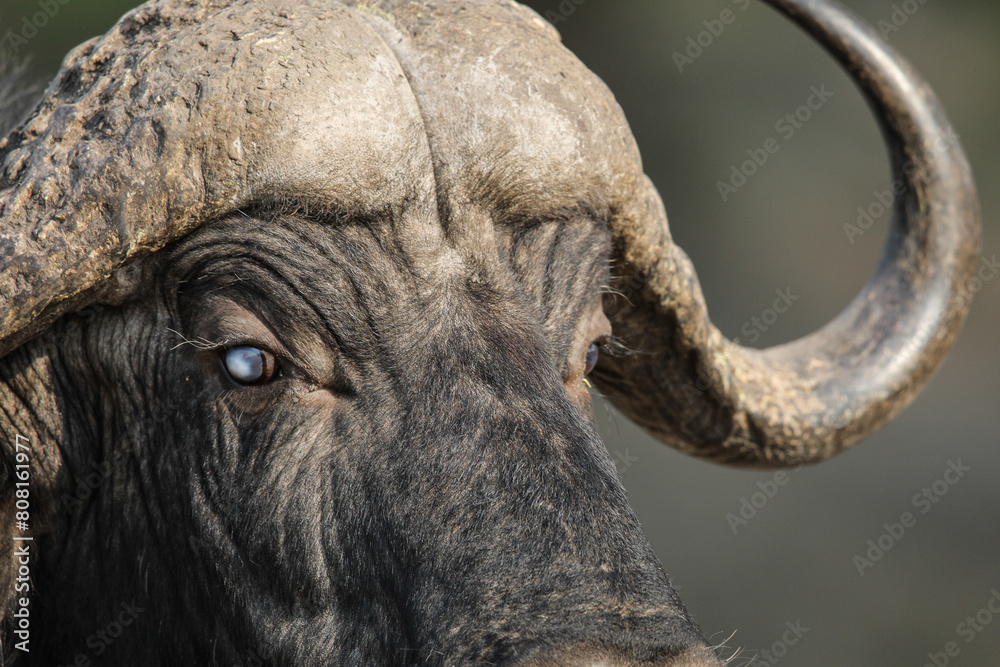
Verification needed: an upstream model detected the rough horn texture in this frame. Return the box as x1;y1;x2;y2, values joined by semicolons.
0;0;978;471
0;0;438;358
0;0;719;667
592;0;980;467
0;1;739;664
0;0;979;663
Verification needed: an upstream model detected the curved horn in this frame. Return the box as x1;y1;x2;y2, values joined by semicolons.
0;0;430;359
0;2;225;359
595;0;980;467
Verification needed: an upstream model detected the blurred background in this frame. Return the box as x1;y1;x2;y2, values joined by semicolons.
2;0;996;664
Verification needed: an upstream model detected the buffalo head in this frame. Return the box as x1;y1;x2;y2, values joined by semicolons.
0;0;979;665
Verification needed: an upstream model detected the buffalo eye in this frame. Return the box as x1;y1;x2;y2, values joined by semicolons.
222;346;277;386
584;343;599;376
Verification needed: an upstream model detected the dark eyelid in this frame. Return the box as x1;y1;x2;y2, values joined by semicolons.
176;333;285;364
190;298;291;359
597;334;629;358
220;337;282;358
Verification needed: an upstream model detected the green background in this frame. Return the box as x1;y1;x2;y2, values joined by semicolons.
2;1;998;664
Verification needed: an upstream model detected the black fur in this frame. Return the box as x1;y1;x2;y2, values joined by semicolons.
2;210;713;664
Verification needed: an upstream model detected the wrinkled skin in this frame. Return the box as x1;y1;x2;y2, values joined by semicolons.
2;213;713;665
0;3;721;663
0;0;981;664
3;190;714;665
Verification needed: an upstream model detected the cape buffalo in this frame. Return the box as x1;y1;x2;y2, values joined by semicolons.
0;0;979;664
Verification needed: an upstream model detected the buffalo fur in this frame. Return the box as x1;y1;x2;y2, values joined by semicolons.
0;208;715;664
0;0;980;662
0;1;728;664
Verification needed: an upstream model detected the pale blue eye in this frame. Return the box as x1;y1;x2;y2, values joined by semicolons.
222;346;275;385
585;343;600;375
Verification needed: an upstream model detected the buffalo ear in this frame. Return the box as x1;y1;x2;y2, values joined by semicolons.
596;0;979;467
